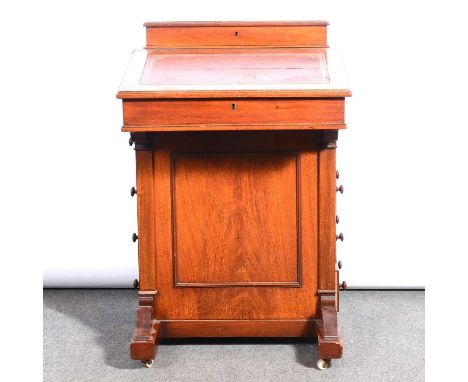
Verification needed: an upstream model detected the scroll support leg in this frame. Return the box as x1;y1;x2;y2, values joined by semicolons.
130;291;160;365
316;294;342;368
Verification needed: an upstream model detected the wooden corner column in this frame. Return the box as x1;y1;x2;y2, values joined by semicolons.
316;130;342;368
129;133;160;367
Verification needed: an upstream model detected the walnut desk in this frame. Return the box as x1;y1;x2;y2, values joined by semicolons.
117;21;351;370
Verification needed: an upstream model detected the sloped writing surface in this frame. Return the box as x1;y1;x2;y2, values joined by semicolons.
140;51;329;86
117;48;350;98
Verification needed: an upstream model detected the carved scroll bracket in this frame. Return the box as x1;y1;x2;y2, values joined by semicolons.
130;290;160;362
130;132;153;151
316;293;343;361
319;130;339;149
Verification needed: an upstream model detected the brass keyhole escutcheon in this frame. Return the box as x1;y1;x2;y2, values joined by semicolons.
231;103;237;110
234;31;238;36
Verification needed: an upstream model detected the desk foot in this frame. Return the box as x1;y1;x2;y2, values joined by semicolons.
130;291;160;365
316;294;342;369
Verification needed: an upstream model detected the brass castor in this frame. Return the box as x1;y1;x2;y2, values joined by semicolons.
141;359;153;368
316;359;330;370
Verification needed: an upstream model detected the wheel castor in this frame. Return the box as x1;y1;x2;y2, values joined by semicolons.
316;359;330;370
141;359;153;368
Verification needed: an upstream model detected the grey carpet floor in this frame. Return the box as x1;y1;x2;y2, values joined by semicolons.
43;290;424;382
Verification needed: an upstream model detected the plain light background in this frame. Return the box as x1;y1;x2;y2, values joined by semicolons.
3;0;466;290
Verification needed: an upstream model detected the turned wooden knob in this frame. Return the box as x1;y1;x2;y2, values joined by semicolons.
336;185;344;194
129;136;134;146
336;215;340;224
132;233;138;242
340;281;347;290
336;170;340;179
133;279;139;289
338;260;342;269
130;187;137;197
336;233;344;241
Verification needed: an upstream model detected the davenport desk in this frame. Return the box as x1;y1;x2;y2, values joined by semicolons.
117;21;351;370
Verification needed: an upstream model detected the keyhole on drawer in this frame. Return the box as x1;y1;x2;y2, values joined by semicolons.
234;31;238;37
231;103;237;110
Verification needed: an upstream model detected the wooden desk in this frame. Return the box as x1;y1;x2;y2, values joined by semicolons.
117;21;351;370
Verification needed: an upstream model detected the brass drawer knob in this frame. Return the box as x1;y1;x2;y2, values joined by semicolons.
338;260;342;269
340;281;347;290
336;215;340;224
336;233;344;241
336;170;340;179
130;187;137;197
132;233;138;242
133;279;139;289
336;185;344;194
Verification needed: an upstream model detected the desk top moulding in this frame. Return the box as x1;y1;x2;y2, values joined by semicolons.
117;21;351;371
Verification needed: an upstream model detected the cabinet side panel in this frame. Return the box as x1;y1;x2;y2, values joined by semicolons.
153;134;319;320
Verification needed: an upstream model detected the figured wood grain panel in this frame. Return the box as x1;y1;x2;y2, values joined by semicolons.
146;26;327;48
122;98;345;128
152;132;319;320
172;153;300;287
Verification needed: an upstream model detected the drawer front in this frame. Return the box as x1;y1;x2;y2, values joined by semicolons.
146;26;327;48
122;98;345;130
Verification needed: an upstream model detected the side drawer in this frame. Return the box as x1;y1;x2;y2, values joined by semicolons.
122;98;345;131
